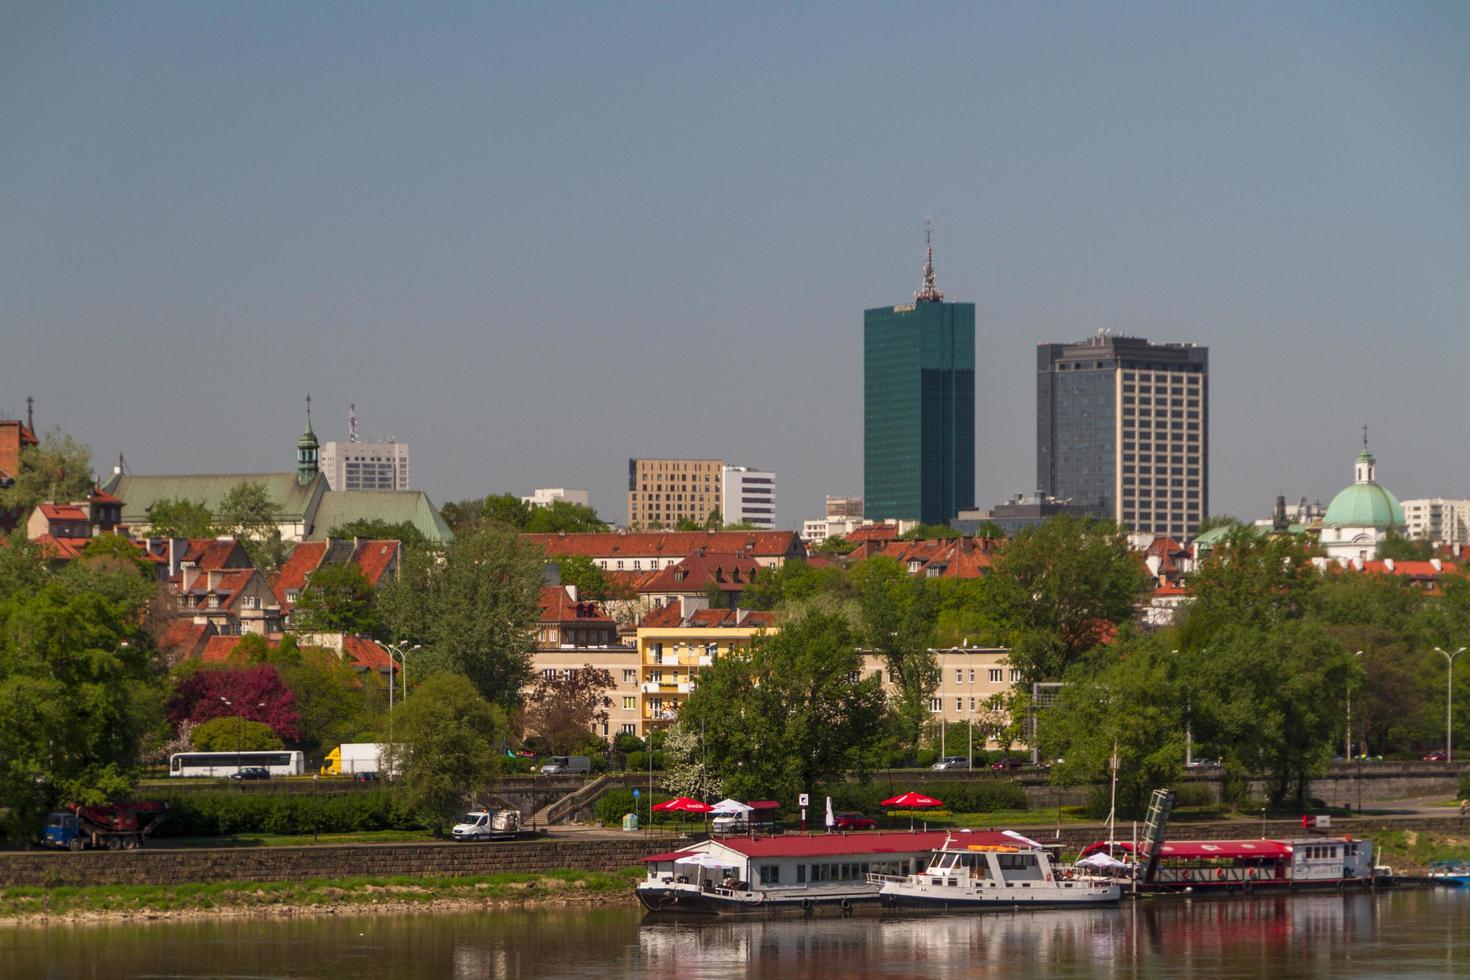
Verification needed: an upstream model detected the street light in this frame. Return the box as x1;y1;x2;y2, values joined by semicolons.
1346;650;1363;760
219;697;266;775
376;641;422;711
1434;647;1465;763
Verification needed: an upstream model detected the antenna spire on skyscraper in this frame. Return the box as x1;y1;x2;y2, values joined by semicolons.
349;403;358;443
914;217;944;302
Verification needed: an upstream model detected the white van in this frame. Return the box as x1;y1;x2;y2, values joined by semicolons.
540;755;592;775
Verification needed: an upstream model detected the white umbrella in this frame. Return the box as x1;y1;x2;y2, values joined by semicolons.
825;796;835;832
1076;852;1129;872
709;798;753;815
675;853;729;868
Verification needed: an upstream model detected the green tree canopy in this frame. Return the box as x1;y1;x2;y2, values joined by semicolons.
524;499;607;533
145;497;214;539
520;664;614;755
376;525;543;708
0;429;94;517
850;557;938;760
293;561;380;635
190;716;284;752
987;515;1150;683
898;523;963;540
553;554;615;601
327;518;431;554
680;611;885;801
215;481;288;575
386;672;507;831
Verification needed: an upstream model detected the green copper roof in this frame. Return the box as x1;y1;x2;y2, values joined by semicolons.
1323;482;1404;529
307;490;454;544
106;472;327;524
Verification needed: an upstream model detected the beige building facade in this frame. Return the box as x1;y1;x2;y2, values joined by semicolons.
627;457;724;529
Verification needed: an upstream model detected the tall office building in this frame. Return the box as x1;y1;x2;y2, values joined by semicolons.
1036;332;1208;540
317;404;411;491
627;458;723;528
720;465;776;529
863;224;976;525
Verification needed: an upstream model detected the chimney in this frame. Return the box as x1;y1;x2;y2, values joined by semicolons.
180;562;199;591
565;583;578;602
207;569;222;590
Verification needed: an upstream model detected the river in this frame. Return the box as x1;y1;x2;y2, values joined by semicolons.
2;889;1465;978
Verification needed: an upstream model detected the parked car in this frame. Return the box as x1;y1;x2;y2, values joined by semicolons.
229;766;270;780
931;756;970;770
1423;751;1449;762
353;771;380;783
833;812;877;831
1185;758;1220;769
539;755;592;775
711;813;749;835
991;757;1025;771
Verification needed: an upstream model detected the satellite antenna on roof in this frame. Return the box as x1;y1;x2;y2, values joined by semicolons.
349;403;358;443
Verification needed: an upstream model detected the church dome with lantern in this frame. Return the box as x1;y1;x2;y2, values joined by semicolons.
1319;439;1405;561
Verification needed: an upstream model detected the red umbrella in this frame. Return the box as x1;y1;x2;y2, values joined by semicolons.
652;797;714;813
881;792;943;809
881;792;944;831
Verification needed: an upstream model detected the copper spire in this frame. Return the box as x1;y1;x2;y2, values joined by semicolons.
914;217;944;302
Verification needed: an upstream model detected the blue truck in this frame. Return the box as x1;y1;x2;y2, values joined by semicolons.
40;801;169;851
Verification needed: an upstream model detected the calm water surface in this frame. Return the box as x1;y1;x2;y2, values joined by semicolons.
2;889;1466;978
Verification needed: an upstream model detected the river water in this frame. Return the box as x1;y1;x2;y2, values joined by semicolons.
2;889;1466;978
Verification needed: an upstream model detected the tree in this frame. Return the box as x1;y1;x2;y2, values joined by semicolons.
554;554;614;601
898;523;963;540
327;518;432;554
1041;639;1187;818
0;581;159;840
986;515;1150;683
740;558;851;611
293;561;380;635
0;532;46;604
524;500;607;533
1180;528;1320;645
165;664;301;741
850;557;939;759
385;673;507;831
813;535;858;556
279;646;372;754
376;525;543;708
0;428;93;517
662;721;723;800
1376;530;1434;561
145;498;214;539
215;481;288;575
190;716;284;752
520;665;615;755
680;611;886;801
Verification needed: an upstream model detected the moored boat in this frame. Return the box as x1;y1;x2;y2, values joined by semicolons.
639;831;956;915
1426;860;1470;887
872;831;1122;911
1079;836;1380;893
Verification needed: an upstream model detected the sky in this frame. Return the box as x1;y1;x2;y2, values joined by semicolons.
3;2;1468;529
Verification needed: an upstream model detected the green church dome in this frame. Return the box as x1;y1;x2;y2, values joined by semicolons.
1322;449;1404;528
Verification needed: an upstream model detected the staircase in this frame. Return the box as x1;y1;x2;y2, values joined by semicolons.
530;773;663;826
1137;788;1177;883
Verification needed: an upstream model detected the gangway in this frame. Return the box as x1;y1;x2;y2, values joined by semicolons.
1138;788;1176;883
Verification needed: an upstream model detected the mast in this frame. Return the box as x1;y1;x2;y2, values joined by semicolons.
914;218;945;302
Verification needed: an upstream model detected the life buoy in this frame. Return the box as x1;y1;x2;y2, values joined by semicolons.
1248;869;1259;880
1216;868;1227;880
1063;869;1074;880
840;899;852;914
801;898;813;913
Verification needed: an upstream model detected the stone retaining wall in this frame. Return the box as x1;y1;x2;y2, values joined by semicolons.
0;836;691;889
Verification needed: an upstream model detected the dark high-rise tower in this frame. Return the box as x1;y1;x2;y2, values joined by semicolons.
864;223;976;525
1036;333;1208;540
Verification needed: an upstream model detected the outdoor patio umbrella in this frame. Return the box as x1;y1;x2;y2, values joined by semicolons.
880;792;944;831
708;799;753;815
652;796;714;832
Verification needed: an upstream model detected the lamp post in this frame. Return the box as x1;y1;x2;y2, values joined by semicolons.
219;697;266;777
375;641;422;712
1346;650;1363;761
1434;647;1465;763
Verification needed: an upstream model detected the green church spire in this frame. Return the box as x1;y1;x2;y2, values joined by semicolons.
297;394;319;485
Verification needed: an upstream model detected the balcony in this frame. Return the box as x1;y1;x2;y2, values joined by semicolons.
696;655;713;667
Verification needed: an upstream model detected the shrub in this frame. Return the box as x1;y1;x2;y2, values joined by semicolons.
1459;771;1470;802
915;748;939;768
625;751;665;772
152;789;424;838
1171;782;1217;809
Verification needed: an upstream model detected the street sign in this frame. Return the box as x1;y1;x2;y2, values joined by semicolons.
798;793;809;807
633;788;641;798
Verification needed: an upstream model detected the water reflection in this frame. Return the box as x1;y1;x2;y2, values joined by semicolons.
0;889;1464;978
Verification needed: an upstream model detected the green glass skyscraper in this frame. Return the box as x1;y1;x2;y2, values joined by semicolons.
864;226;975;525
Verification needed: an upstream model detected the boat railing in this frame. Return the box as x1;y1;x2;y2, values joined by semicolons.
866;872;908;886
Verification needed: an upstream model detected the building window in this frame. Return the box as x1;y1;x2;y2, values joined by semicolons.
622;697;635;710
620;724;636;735
622;669;637;683
930;698;942;712
988;668;1002;683
542;668;555;680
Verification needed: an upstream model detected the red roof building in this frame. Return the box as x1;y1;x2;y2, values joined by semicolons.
525;530;804;571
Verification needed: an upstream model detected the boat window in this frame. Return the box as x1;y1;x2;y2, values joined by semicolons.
796;865;806;883
758;864;780;885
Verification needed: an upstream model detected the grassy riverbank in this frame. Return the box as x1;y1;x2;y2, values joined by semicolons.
0;866;645;923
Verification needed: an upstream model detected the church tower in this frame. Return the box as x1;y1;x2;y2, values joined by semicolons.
297;396;319;486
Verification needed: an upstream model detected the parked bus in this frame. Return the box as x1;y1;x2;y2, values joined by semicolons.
168;751;306;778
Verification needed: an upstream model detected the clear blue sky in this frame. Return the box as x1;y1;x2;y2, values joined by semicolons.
4;2;1467;526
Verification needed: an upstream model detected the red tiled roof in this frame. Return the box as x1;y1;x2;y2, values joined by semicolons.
524;530;802;560
34;534;88;560
274;541;328;605
637;603;687;629
868;538;998;579
38;503;89;521
199;636;250;663
351;540;399;587
342;635;394;673
158;619;213;655
89;486;124;505
647;831;994;862
686;608;774;628
538;585;616;624
639;553;763;595
182;538;248;571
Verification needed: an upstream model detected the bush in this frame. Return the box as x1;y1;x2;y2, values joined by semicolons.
190;717;284;752
1459;771;1470;802
625;751;665;772
152;789;424;838
914;748;939;768
1172;782;1217;809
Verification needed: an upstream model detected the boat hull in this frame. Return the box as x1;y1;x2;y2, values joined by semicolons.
636;884;876;916
878;885;1121;911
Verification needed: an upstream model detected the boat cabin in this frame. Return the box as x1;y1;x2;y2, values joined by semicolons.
644;831;952;891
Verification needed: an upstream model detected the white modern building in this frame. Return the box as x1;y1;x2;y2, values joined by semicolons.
522;488;591;509
319;440;411;491
1401;498;1470;547
800;495;866;543
721;465;776;529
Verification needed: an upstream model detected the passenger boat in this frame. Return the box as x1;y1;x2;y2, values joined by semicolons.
639;831;954;915
872;831;1123;910
1078;836;1379;892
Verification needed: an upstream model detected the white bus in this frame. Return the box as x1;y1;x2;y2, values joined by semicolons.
168;750;306;778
